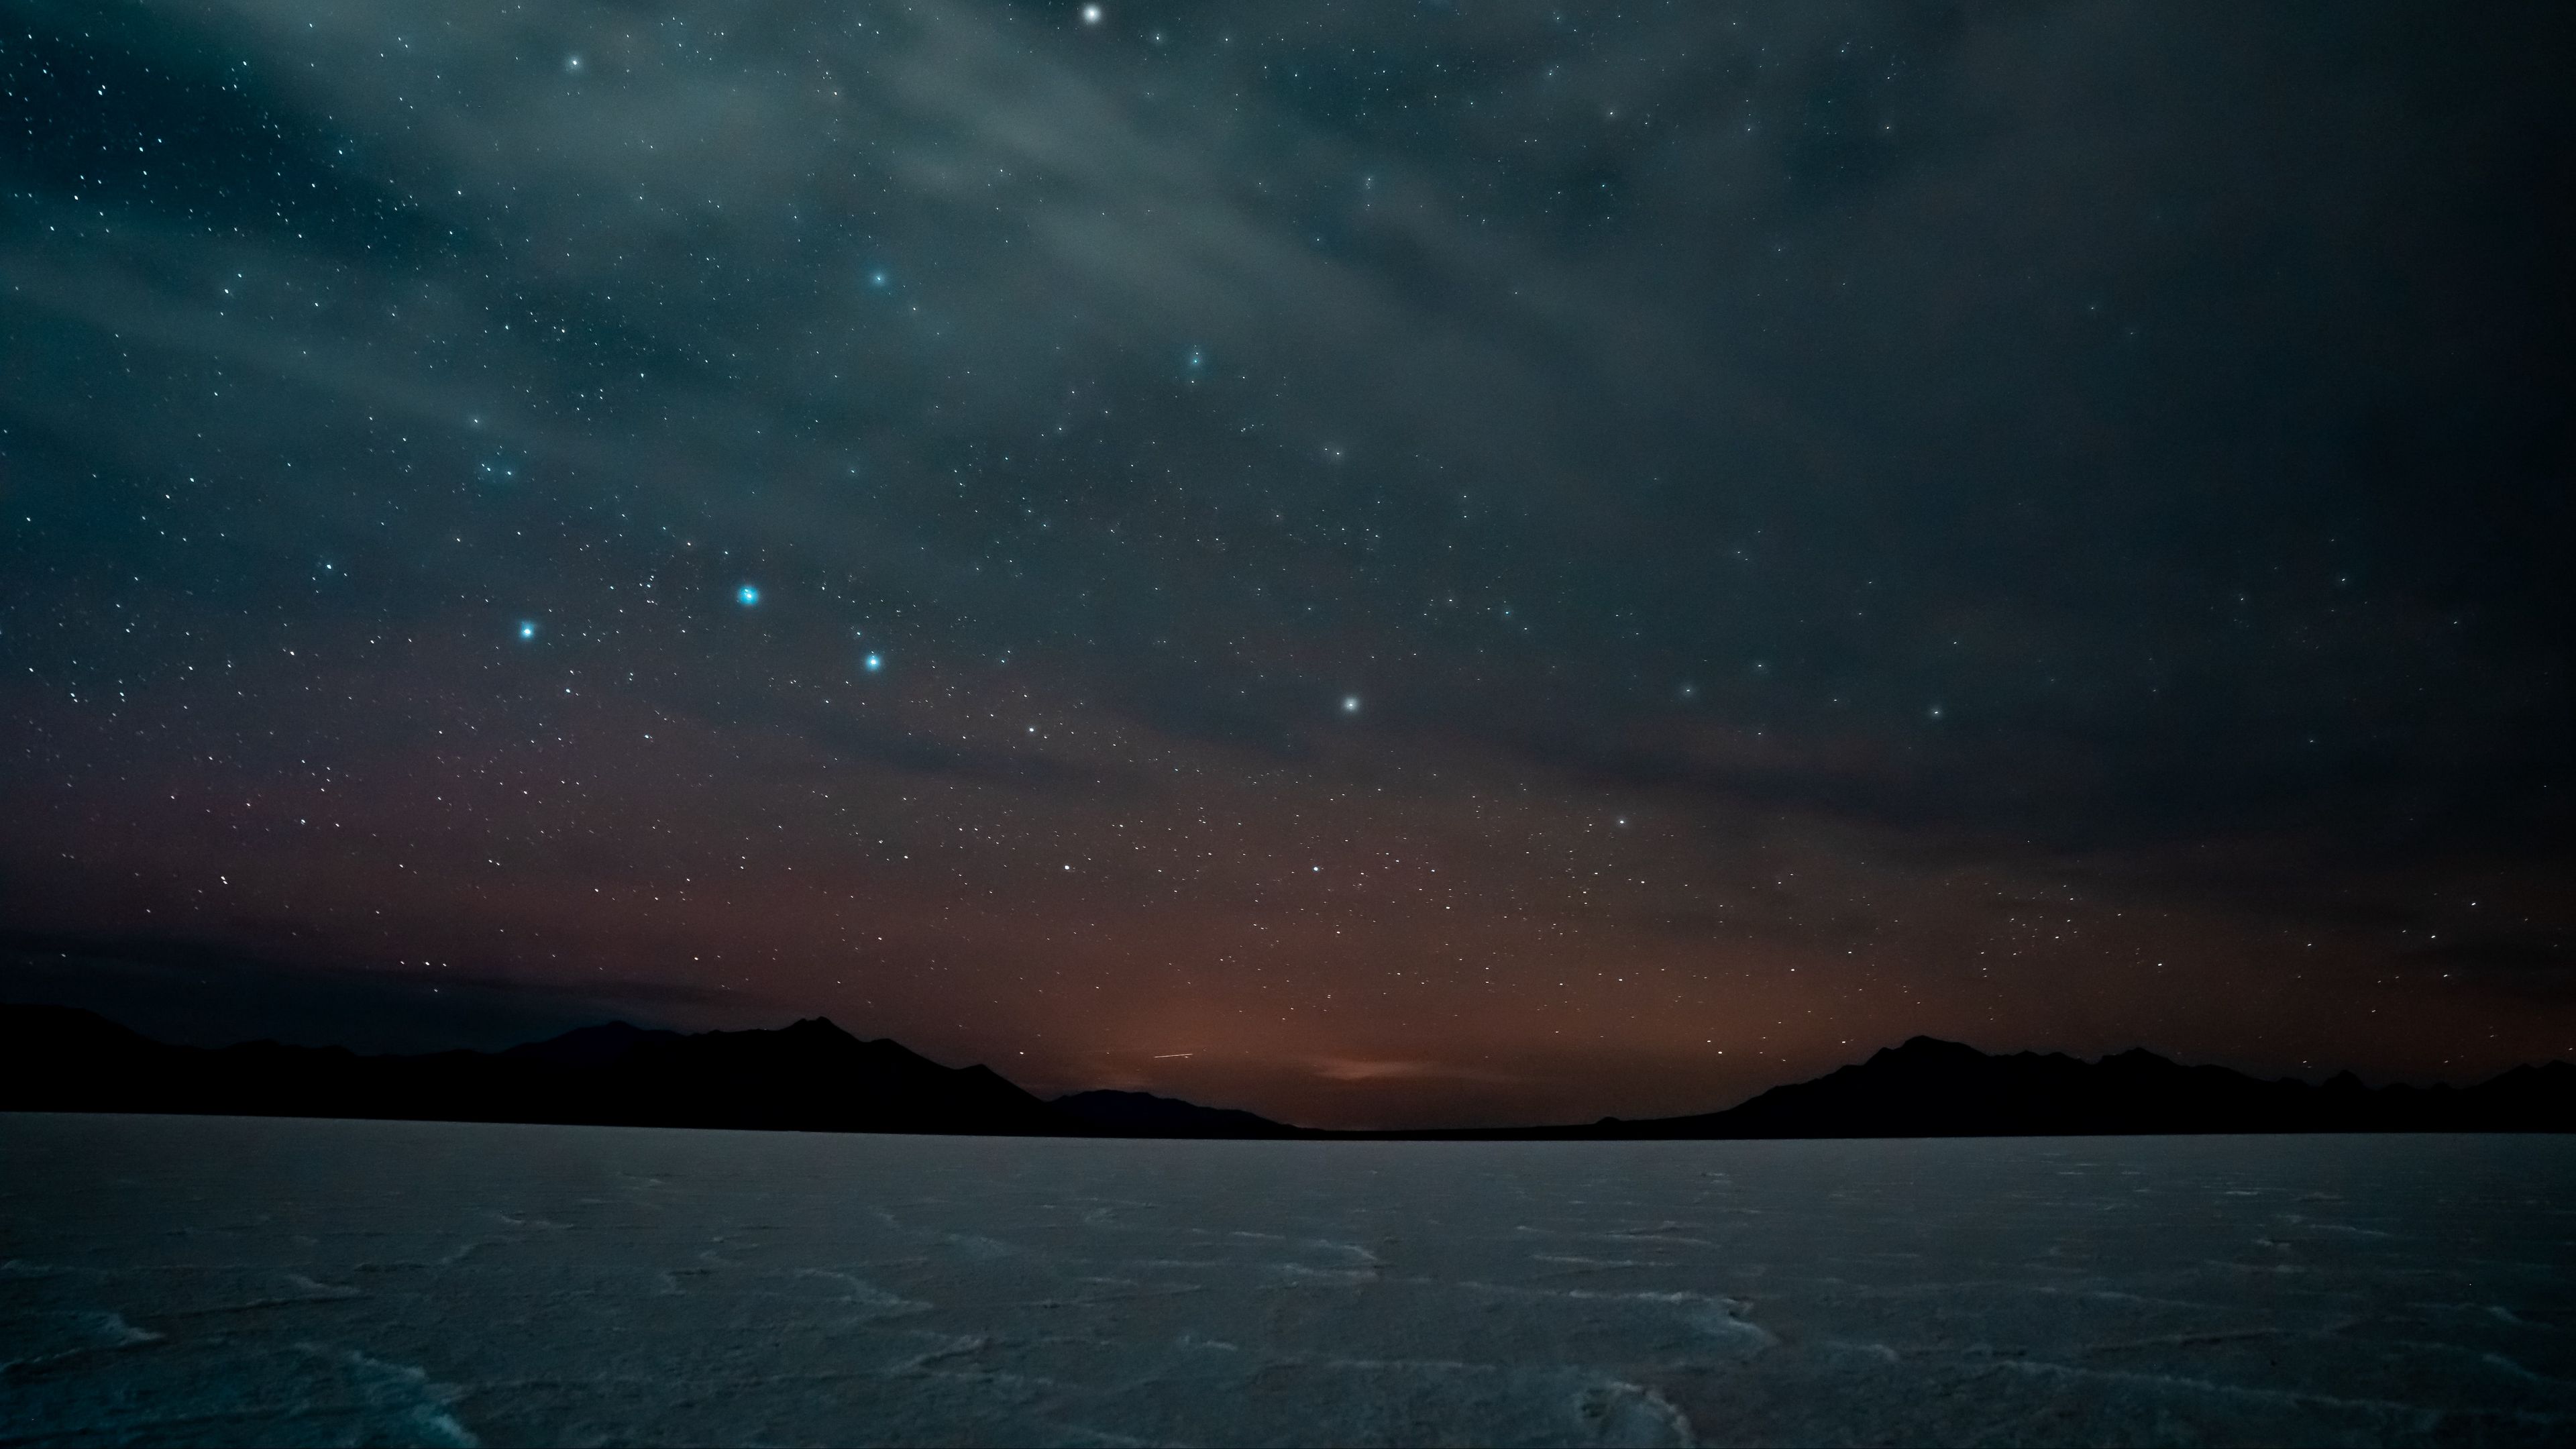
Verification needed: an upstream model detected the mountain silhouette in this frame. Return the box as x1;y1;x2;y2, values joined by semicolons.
5;1005;2571;1138
0;1005;1072;1136
1051;1089;1299;1138
502;1020;686;1069
1550;1036;2576;1139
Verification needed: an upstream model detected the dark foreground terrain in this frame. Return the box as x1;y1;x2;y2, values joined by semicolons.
5;1114;2573;1446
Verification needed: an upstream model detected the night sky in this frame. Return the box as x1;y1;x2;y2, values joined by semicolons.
3;1;2569;1128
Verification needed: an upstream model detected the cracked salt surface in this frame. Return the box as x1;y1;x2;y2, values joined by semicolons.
3;1116;2573;1446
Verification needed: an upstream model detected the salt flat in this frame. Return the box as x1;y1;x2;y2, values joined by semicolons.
4;1115;2573;1446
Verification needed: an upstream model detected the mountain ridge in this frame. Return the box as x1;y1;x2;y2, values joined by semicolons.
1481;1034;2576;1140
0;1004;1073;1137
4;1004;2569;1138
1051;1087;1301;1138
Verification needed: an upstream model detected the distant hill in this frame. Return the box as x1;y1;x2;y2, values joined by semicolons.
5;1005;2571;1138
1052;1088;1299;1138
1536;1036;2576;1140
0;1005;1073;1137
501;1020;686;1069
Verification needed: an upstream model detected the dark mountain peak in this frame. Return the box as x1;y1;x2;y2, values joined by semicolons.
1874;1036;1985;1065
587;1017;1073;1136
2102;1046;2180;1067
1053;1087;1299;1138
0;1004;1077;1138
504;1020;683;1069
1067;1088;1192;1109
225;1039;355;1059
0;1001;155;1051
1599;1036;2576;1140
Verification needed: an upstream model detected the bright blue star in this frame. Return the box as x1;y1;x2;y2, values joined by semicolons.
1343;695;1361;713
738;584;761;606
869;270;889;288
518;621;537;640
864;653;883;672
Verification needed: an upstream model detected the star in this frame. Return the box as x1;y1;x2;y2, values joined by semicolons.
1343;696;1361;713
864;653;883;672
1082;5;1104;25
518;621;537;640
738;584;761;606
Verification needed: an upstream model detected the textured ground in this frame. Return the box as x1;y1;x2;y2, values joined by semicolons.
5;1115;2573;1446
